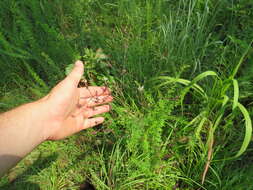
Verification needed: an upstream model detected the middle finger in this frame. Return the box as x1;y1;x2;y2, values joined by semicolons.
79;95;113;107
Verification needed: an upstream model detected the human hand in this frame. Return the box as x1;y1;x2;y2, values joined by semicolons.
0;60;113;175
40;60;113;140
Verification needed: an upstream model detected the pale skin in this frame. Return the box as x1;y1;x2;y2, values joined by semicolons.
0;60;113;176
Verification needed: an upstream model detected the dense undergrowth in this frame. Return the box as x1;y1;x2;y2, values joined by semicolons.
0;0;253;189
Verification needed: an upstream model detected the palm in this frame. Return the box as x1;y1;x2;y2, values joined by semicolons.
44;61;113;140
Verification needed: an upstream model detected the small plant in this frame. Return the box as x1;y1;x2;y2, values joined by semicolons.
65;48;115;86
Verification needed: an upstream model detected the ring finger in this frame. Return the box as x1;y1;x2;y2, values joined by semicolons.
83;105;111;118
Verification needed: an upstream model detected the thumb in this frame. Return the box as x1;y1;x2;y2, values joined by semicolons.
66;60;84;86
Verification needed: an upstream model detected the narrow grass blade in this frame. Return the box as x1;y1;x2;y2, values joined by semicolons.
232;40;253;78
191;71;218;84
184;114;202;129
213;95;229;132
195;117;207;141
209;165;222;187
232;79;239;110
175;176;208;190
177;78;206;97
222;95;229;107
155;76;207;98
202;95;229;183
180;71;218;111
234;103;252;158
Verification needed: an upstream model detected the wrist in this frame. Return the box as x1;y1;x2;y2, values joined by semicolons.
21;98;52;143
33;97;65;141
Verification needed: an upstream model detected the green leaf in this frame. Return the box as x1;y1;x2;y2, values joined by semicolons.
195;117;207;141
232;79;239;110
234;103;252;158
191;71;218;83
180;71;218;110
155;76;207;98
232;40;253;78
213;95;229;132
65;64;74;76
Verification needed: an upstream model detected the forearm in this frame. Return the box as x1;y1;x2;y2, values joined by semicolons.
0;100;48;176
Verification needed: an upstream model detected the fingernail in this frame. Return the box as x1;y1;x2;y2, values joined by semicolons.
75;60;83;67
97;117;105;123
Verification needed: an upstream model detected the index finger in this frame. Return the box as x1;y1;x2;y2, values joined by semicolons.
79;86;111;98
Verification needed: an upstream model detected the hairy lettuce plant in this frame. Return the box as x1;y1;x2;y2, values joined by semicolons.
65;48;115;87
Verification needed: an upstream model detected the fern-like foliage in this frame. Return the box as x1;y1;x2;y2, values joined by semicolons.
0;0;81;109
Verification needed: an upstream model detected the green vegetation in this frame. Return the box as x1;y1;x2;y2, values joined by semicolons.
0;0;253;189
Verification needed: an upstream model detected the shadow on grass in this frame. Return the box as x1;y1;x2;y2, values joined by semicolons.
0;153;58;190
64;150;97;190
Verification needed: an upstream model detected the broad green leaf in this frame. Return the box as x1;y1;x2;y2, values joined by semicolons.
234;103;252;158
